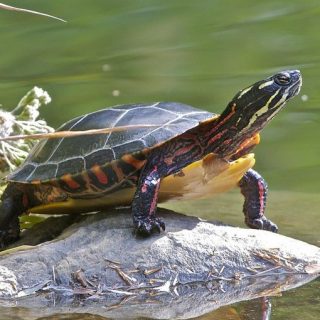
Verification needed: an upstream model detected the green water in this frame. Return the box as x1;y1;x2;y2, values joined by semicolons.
0;0;319;319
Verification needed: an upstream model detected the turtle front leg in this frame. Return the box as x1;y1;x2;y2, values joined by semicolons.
132;165;165;236
0;184;25;247
238;169;278;232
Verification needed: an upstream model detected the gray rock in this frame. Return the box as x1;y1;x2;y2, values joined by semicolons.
0;208;319;319
0;266;18;298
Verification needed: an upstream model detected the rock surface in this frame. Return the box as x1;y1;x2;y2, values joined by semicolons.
0;208;319;319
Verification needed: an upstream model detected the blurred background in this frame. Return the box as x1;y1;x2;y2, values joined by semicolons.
1;0;319;192
0;1;319;318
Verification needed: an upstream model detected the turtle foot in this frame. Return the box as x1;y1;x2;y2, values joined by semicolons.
246;217;278;233
0;218;20;249
134;217;165;236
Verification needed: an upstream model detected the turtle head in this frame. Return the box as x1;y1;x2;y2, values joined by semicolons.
230;70;301;129
216;70;302;156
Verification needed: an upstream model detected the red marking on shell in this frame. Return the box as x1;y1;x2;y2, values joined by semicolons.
91;165;108;185
121;154;146;170
61;174;81;190
111;163;125;182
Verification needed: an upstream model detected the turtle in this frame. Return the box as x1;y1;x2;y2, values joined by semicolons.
0;70;301;247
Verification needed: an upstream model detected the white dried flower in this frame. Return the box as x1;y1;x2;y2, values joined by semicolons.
33;86;52;105
0;111;15;138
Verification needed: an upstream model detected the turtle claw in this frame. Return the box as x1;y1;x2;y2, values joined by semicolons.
246;217;278;233
134;217;165;236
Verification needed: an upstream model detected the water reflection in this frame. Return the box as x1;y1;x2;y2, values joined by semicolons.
0;273;317;320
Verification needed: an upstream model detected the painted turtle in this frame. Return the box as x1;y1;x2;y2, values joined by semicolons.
0;70;301;246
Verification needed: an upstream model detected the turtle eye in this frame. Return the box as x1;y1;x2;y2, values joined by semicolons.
274;72;291;85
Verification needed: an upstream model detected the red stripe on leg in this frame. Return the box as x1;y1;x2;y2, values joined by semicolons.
258;179;265;217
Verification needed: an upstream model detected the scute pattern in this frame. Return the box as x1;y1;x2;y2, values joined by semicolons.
9;102;215;182
56;157;85;177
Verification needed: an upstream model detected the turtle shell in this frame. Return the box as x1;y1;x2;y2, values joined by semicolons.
8;102;216;183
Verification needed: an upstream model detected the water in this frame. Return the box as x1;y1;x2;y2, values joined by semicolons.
0;0;319;319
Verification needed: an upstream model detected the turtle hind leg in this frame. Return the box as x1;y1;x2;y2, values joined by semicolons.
0;183;25;247
238;169;278;233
